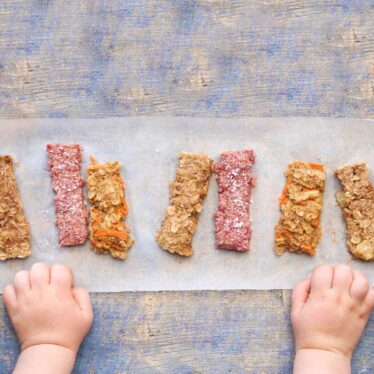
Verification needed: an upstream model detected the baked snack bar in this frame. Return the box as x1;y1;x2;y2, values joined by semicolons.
156;152;213;256
335;163;374;261
86;158;134;260
274;161;326;256
0;156;31;260
214;150;256;252
47;144;88;246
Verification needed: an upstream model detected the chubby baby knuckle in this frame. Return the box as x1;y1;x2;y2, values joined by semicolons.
30;262;42;270
335;264;352;273
3;285;14;301
315;264;333;272
353;269;366;279
52;264;72;277
52;263;68;271
30;263;50;273
361;281;370;294
14;270;28;280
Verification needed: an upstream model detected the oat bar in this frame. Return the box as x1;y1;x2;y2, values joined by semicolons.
86;158;134;260
0;156;31;260
156;152;213;256
335;163;374;261
47;144;88;246
274;161;326;256
214;150;256;252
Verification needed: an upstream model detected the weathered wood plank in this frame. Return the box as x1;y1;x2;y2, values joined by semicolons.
0;291;373;373
0;0;373;118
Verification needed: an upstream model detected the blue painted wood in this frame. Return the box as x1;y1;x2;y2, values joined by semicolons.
67;294;374;373
0;292;373;373
0;0;373;372
0;0;373;118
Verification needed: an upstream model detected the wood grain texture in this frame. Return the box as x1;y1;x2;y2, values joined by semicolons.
0;0;373;118
0;1;373;373
0;291;372;373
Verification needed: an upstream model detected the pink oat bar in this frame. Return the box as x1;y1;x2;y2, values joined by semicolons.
214;150;256;252
47;144;88;246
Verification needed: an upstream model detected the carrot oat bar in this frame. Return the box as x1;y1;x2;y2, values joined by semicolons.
0;156;31;260
47;144;88;246
274;161;326;256
156;152;214;256
214;150;256;252
86;158;134;260
335;163;374;261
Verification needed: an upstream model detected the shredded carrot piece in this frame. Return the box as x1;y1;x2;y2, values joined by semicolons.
93;229;129;240
279;182;289;205
275;231;283;238
308;163;324;171
276;229;293;239
296;200;308;206
300;244;315;253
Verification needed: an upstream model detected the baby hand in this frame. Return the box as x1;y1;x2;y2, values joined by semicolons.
292;264;374;358
3;263;93;354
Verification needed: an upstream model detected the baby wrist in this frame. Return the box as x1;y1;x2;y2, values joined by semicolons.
294;348;351;374
14;344;76;374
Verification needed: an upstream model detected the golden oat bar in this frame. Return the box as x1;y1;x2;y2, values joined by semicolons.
0;156;31;260
86;158;134;260
156;152;213;256
274;161;326;256
335;163;374;261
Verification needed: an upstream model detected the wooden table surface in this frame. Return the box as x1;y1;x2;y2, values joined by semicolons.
0;1;373;373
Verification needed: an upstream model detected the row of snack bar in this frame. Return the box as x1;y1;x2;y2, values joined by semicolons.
0;146;373;261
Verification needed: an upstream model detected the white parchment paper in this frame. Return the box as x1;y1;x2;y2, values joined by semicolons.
0;117;373;292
